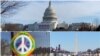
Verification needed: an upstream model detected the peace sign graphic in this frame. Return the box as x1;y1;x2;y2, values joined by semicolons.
11;32;35;56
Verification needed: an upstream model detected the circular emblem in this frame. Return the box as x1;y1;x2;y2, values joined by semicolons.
11;32;35;56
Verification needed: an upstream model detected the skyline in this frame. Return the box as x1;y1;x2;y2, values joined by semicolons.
1;32;100;52
2;1;100;25
50;32;100;52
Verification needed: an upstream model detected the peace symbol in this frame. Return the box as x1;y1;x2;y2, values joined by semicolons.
14;35;32;54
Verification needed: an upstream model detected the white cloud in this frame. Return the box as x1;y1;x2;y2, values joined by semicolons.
3;1;100;24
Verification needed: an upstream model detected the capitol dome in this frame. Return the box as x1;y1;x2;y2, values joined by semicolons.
43;1;57;22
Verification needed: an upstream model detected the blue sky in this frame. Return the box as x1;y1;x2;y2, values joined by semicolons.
7;0;100;1
50;32;100;52
1;32;100;52
1;32;50;48
2;1;100;25
1;32;11;43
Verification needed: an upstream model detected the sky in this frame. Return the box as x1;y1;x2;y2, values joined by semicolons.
50;32;100;52
1;32;11;43
1;32;100;52
1;32;50;48
2;1;100;25
7;0;100;1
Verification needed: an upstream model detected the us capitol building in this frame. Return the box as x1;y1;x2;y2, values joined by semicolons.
25;1;68;31
2;1;97;31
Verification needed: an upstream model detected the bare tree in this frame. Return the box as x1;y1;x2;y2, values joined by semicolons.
1;39;11;55
1;0;28;17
